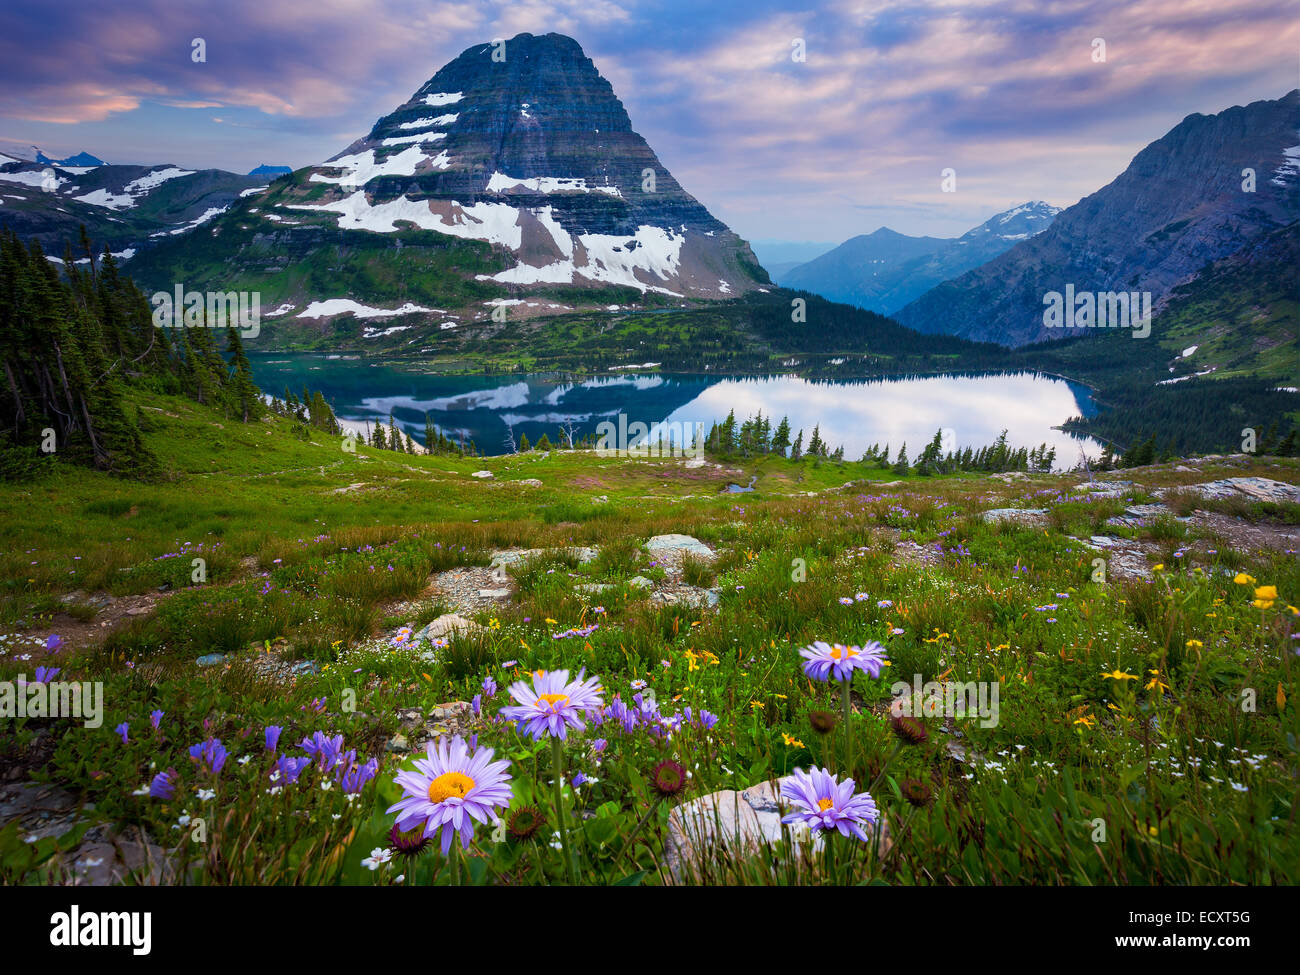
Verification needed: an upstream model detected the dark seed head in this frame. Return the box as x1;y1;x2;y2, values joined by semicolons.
890;713;929;745
388;822;431;856
901;777;934;807
507;805;544;841
808;710;839;735
651;758;688;797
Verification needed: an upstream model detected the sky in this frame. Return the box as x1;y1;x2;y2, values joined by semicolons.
1;0;1295;243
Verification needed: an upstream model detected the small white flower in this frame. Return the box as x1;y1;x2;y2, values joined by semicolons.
196;788;216;801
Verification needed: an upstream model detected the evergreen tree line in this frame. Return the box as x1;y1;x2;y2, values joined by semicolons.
705;409;1059;474
0;228;336;479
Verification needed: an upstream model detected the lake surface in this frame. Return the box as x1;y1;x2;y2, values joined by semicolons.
251;356;1101;464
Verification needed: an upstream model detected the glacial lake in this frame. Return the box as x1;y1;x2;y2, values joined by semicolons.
251;356;1101;464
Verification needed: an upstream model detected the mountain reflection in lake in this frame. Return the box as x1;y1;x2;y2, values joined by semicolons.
250;357;1100;465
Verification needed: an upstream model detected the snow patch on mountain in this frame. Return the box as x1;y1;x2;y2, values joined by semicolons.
486;172;622;197
297;299;434;319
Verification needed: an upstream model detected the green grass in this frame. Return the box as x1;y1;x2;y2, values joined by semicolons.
1;391;1297;886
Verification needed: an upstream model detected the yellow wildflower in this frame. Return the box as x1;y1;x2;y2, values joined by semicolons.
1233;573;1256;585
781;733;806;749
1101;669;1139;681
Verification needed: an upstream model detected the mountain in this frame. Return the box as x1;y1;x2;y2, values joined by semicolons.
896;90;1300;346
248;164;292;177
750;239;837;279
779;202;1060;314
34;149;105;167
129;32;768;344
0;158;267;260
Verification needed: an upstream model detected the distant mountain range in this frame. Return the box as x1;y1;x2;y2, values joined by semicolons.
777;201;1061;314
248;164;291;177
0;155;267;258
34;149;106;167
896;90;1300;346
128;31;768;344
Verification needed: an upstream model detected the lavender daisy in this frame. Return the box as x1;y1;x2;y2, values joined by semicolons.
387;736;514;855
798;640;887;682
780;766;879;841
500;669;605;740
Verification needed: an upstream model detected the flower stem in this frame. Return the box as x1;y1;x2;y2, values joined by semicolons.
550;736;578;885
868;740;906;796
841;678;854;773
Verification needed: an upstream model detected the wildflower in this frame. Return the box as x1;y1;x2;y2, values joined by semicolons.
387;736;514;855
114;723;129;744
781;733;806;749
854;592;869;602
45;634;64;653
189;738;228;775
361;848;393;870
196;788;216;801
273;755;311;785
1100;669;1139;682
631;679;648;691
31;666;59;684
338;756;379;794
500;669;604;740
149;710;164;731
838;597;855;606
780;767;879;840
1252;585;1277;609
798;640;887;682
1233;573;1256;585
650;758;688;797
391;626;414;647
148;769;178;800
264;725;283;752
1145;670;1170;693
301;731;345;770
890;713;928;745
481;676;498;697
877;599;893;608
508;805;545;841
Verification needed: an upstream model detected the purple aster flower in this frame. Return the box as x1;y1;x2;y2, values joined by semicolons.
500;669;605;741
148;769;178;800
150;710;164;730
798;640;888;682
264;725;283;752
387;736;513;856
114;722;129;744
273;755;311;785
780;766;879;841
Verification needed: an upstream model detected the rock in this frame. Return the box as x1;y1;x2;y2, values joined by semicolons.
576;583;614;594
515;478;543;487
471;471;493;479
415;614;485;644
683;457;706;469
331;482;367;494
645;533;715;560
289;660;320;676
196;653;227;667
980;508;1047;523
1189;477;1300;504
1124;503;1169;518
477;588;511;600
385;733;410;753
627;575;654;589
652;587;720;608
664;778;890;882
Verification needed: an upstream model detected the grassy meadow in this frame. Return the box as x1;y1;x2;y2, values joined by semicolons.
1;388;1297;885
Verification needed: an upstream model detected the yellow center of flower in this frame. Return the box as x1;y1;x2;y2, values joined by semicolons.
535;692;570;710
829;645;858;661
427;771;475;804
817;798;835;812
